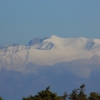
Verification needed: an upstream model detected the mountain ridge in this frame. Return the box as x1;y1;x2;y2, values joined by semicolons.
0;35;100;72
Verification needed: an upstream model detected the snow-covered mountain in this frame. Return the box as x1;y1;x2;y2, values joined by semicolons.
1;35;100;100
0;35;100;72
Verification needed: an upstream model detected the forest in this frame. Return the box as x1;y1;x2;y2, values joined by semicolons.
0;84;100;100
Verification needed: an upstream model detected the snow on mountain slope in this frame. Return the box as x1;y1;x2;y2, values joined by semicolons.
45;35;88;49
36;41;54;50
35;35;100;50
0;35;100;71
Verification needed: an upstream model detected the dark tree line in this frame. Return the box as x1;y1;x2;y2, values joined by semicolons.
22;85;63;100
68;84;100;100
0;84;100;100
22;84;100;100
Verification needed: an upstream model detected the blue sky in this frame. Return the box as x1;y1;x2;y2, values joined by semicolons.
0;0;100;45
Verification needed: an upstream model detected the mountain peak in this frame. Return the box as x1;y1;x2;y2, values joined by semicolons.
50;35;62;40
51;35;59;38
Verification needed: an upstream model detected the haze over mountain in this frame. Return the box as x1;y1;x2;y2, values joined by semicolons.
0;35;100;100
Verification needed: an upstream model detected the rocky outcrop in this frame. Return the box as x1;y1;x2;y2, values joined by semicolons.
28;37;49;46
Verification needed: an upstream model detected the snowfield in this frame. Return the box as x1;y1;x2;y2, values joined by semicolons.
0;35;100;71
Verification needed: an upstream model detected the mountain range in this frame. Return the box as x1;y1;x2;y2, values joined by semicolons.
0;35;100;69
0;35;100;100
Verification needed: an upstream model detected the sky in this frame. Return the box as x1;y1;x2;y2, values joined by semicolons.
0;0;100;45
